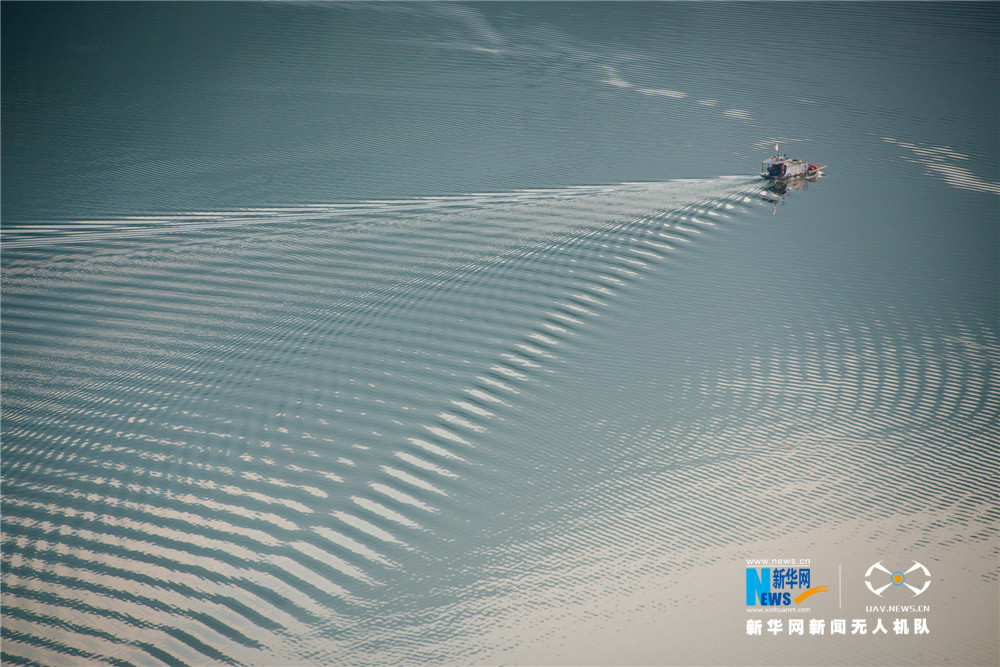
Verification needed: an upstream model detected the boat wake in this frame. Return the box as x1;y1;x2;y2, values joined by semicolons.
3;177;763;665
4;173;997;665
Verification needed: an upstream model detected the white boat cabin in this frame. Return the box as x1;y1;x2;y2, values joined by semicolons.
762;155;809;180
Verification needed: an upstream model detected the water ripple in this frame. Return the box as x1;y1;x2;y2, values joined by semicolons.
3;178;761;665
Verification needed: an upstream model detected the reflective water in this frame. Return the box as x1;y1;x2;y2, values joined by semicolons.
2;3;997;665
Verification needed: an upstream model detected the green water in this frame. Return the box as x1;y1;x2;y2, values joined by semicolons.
3;3;997;665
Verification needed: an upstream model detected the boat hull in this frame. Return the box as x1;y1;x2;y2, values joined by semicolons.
761;164;826;181
761;154;825;181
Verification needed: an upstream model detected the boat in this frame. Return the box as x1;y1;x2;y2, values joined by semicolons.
761;144;825;181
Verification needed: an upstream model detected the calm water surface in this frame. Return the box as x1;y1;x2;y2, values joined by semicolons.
2;3;997;665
